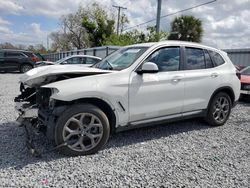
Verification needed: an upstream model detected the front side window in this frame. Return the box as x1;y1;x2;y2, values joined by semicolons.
94;47;148;70
185;48;205;70
145;47;180;72
63;57;80;64
208;50;225;66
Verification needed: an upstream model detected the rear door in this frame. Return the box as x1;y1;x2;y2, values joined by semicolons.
182;47;220;112
4;51;26;70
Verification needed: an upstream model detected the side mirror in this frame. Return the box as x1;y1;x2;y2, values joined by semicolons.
137;62;159;74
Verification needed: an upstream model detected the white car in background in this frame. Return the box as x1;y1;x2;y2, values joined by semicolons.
15;41;240;156
35;55;102;67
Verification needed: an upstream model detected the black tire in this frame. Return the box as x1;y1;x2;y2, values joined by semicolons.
20;64;33;73
55;104;110;156
205;92;232;126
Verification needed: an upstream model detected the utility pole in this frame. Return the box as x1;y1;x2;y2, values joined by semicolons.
156;0;162;41
113;5;127;35
47;34;49;50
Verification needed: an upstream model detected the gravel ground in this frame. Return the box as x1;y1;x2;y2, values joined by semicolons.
0;73;249;187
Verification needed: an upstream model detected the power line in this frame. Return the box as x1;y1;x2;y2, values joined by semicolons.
113;5;127;35
123;0;217;32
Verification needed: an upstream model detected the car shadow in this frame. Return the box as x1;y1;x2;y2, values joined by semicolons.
0;119;211;170
106;118;210;149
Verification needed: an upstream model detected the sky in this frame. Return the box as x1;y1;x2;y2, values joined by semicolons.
0;0;249;49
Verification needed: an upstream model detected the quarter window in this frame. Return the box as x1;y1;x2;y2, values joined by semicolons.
208;50;225;66
185;48;205;70
145;47;180;72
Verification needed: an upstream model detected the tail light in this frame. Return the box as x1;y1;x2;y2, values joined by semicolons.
31;54;39;62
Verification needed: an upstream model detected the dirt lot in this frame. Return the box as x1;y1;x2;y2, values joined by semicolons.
0;73;249;187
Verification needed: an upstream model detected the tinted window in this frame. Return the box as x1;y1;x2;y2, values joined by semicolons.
186;48;205;70
208;50;225;66
5;52;25;57
204;50;213;68
145;47;180;72
0;51;4;58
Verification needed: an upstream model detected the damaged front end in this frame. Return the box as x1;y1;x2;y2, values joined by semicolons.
14;84;53;156
14;65;113;156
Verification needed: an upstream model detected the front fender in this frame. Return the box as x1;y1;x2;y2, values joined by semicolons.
42;76;129;126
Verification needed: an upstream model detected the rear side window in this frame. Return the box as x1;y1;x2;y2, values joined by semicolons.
185;48;205;70
208;50;225;66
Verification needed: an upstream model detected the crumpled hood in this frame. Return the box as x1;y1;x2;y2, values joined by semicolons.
20;64;113;87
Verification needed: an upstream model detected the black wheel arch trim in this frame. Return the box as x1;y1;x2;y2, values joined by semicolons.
207;86;235;110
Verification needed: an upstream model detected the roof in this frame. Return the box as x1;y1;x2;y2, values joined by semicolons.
0;49;32;53
65;54;102;60
127;40;223;53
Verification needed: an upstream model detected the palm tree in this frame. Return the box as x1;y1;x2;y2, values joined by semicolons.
168;15;203;43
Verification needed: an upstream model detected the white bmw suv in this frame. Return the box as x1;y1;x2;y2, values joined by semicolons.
15;41;240;156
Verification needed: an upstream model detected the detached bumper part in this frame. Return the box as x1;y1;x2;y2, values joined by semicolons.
15;102;41;156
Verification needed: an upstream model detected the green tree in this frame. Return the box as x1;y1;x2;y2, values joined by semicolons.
82;3;115;47
104;26;168;46
168;15;203;42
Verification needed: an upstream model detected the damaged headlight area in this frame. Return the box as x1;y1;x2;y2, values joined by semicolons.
14;83;60;156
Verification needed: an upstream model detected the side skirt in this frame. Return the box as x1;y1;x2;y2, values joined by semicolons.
115;110;206;133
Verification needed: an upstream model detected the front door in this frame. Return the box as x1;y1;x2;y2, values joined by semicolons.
129;46;185;122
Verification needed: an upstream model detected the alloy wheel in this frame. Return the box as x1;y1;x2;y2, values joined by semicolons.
62;113;104;152
212;96;230;123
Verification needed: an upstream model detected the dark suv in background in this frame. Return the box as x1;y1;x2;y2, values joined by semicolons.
0;49;38;73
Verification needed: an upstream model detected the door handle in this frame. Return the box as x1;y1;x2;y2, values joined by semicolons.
172;76;182;83
211;73;219;78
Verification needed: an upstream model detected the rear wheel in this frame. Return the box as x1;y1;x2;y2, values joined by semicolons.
20;64;33;73
206;92;232;126
55;104;110;156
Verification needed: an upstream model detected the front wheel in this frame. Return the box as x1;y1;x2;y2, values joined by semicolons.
205;92;232;126
55;104;110;156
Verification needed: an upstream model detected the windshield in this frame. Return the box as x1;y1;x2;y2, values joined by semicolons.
94;47;148;70
241;66;250;75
